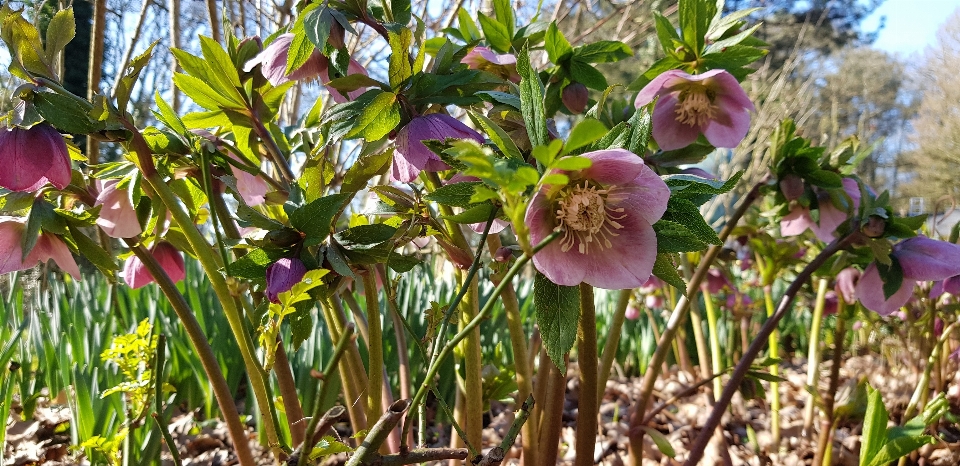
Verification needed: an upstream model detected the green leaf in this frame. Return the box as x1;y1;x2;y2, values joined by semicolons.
466;110;523;162
572;41;632;63
563;118;608;154
443;203;497;224
678;0;716;54
456;8;482;42
199;36;242;93
866;435;935;466
345;91;400;141
492;0;515;39
876;256;904;300
302;4;333;51
551;156;592;171
68;225;117;278
44;7;75;63
653;11;681;56
661;198;721;246
860;386;889;465
228;248;283;281
534;272;580;374
517;45;548;148
116;40;160;113
805;169;844;189
653;220;708;253
335;224;397;248
544;23;572;63
425;181;483;208
153;92;187;135
33;92;101;134
290;193;353;246
0;192;33;214
173;73;231;111
639;426;676;458
388;28;414;88
477;12;512;53
569;59;607;90
342;148;393;192
652;253;685;294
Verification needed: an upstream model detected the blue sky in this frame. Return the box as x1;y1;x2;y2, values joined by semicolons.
863;0;960;55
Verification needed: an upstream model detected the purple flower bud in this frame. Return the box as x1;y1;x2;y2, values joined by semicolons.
779;174;804;201
561;82;588;114
823;290;838;316
862;215;886;238
329;21;346;49
494;246;514;263
0;124;72;192
266;258;307;303
625;303;641;320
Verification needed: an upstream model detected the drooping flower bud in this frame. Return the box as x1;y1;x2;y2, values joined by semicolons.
0;216;81;279
265;257;307;303
95;179;142;239
862;215;886;238
122;242;186;289
561;82;588;114
779;174;804;201
823;290;839;316
392;114;484;182
645;294;664;309
328;21;346;49
0;124;72;192
625;302;641;320
494;246;514;263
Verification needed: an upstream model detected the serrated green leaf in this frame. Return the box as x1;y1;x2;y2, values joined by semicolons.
466;110;523;162
33;92;101;134
335;224;397;248
477;12;512;53
654;220;708;253
345;91;400;141
861;386;889;465
425;181;482;207
388;28;414;88
866;435;935;466
652;253;685;294
518;45;548;148
290;193;352;245
572;40;632;63
44;8;75;63
534;272;580;374
569;59;607;90
68;225;116;278
544;22;572;63
302;4;332;51
443;203;496;224
563;118;607;154
342;148;393;192
661;198;721;246
227;248;284;281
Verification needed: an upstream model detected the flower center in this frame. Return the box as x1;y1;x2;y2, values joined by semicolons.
555;182;626;254
674;88;716;127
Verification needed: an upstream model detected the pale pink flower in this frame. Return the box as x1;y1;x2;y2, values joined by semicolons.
0;124;71;192
122;242;186;289
461;46;520;82
635;69;754;151
525;149;670;289
856;237;960;316
227;153;268;206
266;257;307;303
392;114;484;183
317;56;370;104
835;267;860;305
625;302;642;320
244;34;327;86
781;178;861;242
0;216;81;279
95;179;142;238
645;294;664;309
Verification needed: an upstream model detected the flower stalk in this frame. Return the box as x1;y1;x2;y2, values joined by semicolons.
762;284;782;448
575;283;599;466
802;279;830;436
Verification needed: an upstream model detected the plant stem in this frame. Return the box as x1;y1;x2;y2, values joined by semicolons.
401;230;562;448
702;285;723;396
680;255;712;383
347;400;412;466
297;323;354;466
321;296;368;437
683;234;855;466
124;241;255;466
376;264;415;448
537;354;566;466
762;284;782;448
802;279;829;436
813;307;846;466
627;180;764;466
485;235;536;466
361;269;384;437
575;284;598;466
274;341;306;446
598;290;631;403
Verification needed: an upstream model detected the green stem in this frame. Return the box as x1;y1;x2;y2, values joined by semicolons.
627;180;765;466
347;400;412;466
575;284;598;466
361;269;384;434
683;234;856;466
763;284;782;448
813;307;846;466
903;321;958;421
702;285;723;396
298;324;355;466
598;290;631;402
401;230;563;447
802;279;829;436
485;235;536;466
680;255;711;384
125;241;255;466
321;296;368;436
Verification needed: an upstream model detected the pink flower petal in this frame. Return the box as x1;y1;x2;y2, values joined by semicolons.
856;263;915;316
635;69;689;107
122;255;152;289
0;217;26;275
0;125;71;192
606;164;670;226
701;70;755;111
95;179;143;238
580;211;658;289
28;234;81;279
702;95;752;148
153;243;186;283
579;149;644;186
895;237;960;281
651;93;701;150
319;58;369;104
526;193;587;286
781;206;814;237
392;114;481;182
835;267;860;304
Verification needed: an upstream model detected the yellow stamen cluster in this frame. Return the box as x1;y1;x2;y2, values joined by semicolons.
674;88;717;127
555;182;626;254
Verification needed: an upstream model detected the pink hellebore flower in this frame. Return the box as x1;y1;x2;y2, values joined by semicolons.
266;257;307;303
635;69;754;151
461;46;521;82
392;114;484;183
856;237;960;316
446;173;510;234
0;216;81;279
227;154;269;206
122;242;186;289
645;294;664;309
244;34;326;86
625;302;642;320
318;57;370;104
525;149;670;289
781;178;861;242
835;267;860;305
95;179;142;238
0;124;72;192
705;268;732;294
